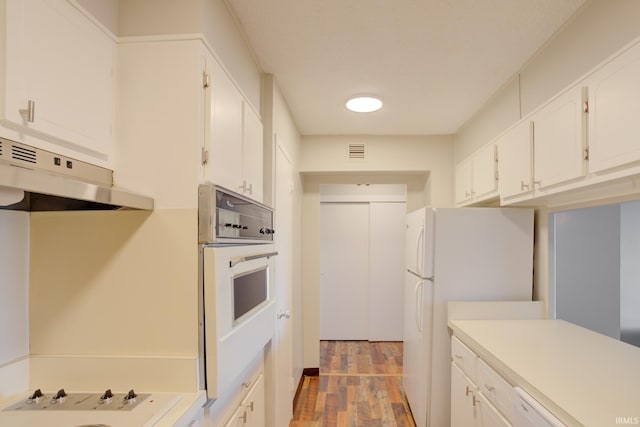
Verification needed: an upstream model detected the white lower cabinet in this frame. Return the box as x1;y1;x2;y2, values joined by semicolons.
222;373;265;427
451;337;514;427
451;362;478;427
477;393;511;427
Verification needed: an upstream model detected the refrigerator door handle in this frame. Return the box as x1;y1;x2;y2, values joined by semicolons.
416;226;425;277
415;280;423;332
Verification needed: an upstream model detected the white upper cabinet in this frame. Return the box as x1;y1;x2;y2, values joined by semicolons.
455;143;498;206
472;143;498;200
207;54;243;192
497;120;533;201
455;158;473;205
532;85;587;190
241;102;264;203
0;0;114;167
206;55;263;203
588;41;640;174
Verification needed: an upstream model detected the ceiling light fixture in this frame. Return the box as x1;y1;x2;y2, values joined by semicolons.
345;96;383;113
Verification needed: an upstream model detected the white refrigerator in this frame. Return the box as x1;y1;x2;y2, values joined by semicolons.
403;207;534;427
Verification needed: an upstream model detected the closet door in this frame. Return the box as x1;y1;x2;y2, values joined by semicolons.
319;203;370;340
369;202;406;341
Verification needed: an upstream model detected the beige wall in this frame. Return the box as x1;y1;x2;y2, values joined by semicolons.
29;210;198;356
302;135;454;208
454;0;640;313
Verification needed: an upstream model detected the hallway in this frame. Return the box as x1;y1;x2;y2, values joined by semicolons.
290;341;416;426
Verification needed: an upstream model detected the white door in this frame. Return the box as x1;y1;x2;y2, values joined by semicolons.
369;202;406;341
319;203;370;340
274;142;294;426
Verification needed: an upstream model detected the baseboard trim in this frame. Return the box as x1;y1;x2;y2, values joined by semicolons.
303;367;319;377
292;367;320;412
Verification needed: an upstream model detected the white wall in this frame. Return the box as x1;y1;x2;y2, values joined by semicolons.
0;211;29;365
302;135;453;209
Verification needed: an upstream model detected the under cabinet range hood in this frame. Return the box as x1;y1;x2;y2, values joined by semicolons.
0;138;154;211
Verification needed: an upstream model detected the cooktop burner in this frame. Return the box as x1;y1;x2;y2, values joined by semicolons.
3;389;150;412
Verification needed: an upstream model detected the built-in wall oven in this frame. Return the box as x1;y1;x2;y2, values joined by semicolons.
197;183;277;401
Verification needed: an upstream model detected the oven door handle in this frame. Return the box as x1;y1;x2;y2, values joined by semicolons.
229;251;279;267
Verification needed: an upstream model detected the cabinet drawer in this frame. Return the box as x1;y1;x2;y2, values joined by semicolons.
451;336;478;381
477;359;514;422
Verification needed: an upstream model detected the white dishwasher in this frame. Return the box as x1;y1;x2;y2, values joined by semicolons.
513;388;566;427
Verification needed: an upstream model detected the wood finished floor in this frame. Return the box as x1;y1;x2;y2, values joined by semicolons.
290;341;416;427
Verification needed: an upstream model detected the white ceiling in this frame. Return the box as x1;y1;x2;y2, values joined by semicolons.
226;0;587;136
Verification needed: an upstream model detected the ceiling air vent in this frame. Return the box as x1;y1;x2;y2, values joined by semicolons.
11;144;37;164
348;143;366;160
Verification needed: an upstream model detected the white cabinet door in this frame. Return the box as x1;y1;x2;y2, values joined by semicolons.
533;85;586;190
451;362;477;427
455;158;473;204
223;406;247;427
477;393;511;427
2;0;114;166
242;374;265;427
473;143;498;199
588;41;640;174
498;120;533;200
241;102;264;202
207;56;243;191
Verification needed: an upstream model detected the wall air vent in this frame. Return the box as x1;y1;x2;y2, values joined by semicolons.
11;145;37;164
0;139;3;157
348;143;366;160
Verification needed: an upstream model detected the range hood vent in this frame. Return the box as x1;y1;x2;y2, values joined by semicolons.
0;138;153;211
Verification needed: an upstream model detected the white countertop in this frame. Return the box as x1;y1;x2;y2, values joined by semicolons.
448;319;640;427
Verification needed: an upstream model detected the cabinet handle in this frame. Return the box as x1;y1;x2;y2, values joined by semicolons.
454;354;463;360
238;181;253;195
465;386;473;397
19;100;35;122
520;181;530;191
245;401;254;411
484;384;495;392
239;411;248;424
472;395;479;406
465;191;470;198
533;180;541;187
